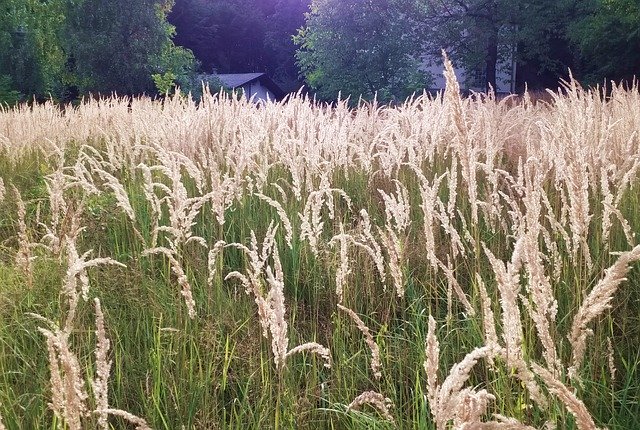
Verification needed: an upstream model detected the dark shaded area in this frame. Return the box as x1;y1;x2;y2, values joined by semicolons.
168;0;311;92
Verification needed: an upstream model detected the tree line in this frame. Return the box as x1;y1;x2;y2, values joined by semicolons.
296;0;640;102
1;0;638;105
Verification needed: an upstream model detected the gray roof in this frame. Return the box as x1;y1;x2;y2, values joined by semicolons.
216;73;285;100
217;73;266;88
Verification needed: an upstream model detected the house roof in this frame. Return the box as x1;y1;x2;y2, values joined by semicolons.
216;73;285;100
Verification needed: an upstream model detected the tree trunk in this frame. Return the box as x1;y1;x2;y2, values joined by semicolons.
485;30;498;93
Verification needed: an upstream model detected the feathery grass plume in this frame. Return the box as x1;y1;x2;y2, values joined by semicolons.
206;240;227;288
337;304;381;379
264;253;289;370
226;227;330;370
424;327;503;430
613;156;640;207
284;342;332;369
137;162;162;247
447;157;458;219
520;200;561;374
92;166;137;222
475;274;499;353
352;209;387;290
424;315;440;418
531;363;600;430
329;224;352;303
409;164;446;270
600;165;615;246
11;184;35;286
63;237;126;332
607;337;616;384
442;51;479;226
442;50;465;140
32;315;89;430
0;176;5;203
602;201;636;247
378;180;411;234
347;390;395;423
255;192;293;249
568;244;640;379
96;409;152;430
299;191;325;258
142;245;197;319
438;257;475;318
92;298;111;430
226;224;279;337
145;150;210;247
378;223;405;298
482;240;524;364
43;149;69;235
483;239;547;406
207;164;240;226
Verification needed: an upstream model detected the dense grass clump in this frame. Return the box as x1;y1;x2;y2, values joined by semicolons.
0;62;639;429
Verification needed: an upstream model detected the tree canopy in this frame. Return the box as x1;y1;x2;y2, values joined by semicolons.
0;0;195;103
1;0;639;104
294;0;429;103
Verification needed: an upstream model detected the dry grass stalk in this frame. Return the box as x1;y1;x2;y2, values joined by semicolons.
63;237;126;333
602;201;636;247
35;298;151;429
353;209;386;290
92;166;136;222
438;257;475;317
96;409;152;430
600;166;615;246
410;164;446;270
206;240;227;288
378;224;405;298
520;214;561;374
337;304;381;379
568;244;640;379
347;390;395;423
433;346;494;429
92;298;110;430
531;363;600;430
255;192;294;248
142;245;197;319
378;180;411;234
264;255;289;370
299;191;325;257
425;319;521;430
11;184;35;286
482;241;524;364
33;316;89;430
137;163;162;247
607;337;616;383
424;315;440;417
284;342;332;369
0;176;5;203
226;227;330;370
329;225;351;303
475;274;499;353
483;240;547;406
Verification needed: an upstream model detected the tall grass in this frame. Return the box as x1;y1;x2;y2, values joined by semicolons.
0;62;639;429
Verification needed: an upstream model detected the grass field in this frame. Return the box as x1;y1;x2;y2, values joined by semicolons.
0;61;639;429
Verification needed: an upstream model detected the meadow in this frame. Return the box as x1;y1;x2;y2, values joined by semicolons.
0;59;639;429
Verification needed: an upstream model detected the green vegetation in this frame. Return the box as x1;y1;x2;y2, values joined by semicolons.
0;69;638;428
0;0;195;103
